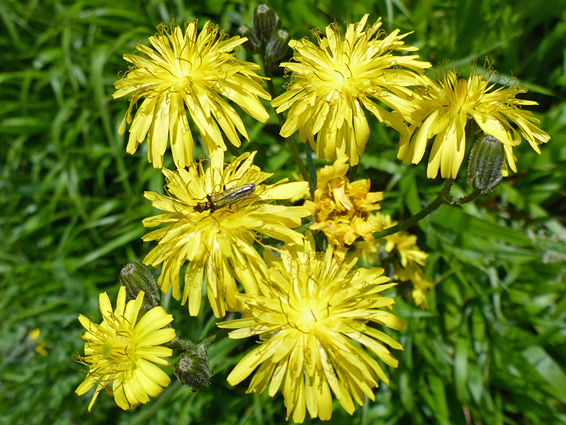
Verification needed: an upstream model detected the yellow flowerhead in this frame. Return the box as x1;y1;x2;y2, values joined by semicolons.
27;328;47;356
399;266;433;309
398;65;551;178
376;213;428;269
357;213;431;308
75;287;175;411
272;14;431;165
142;149;310;318
305;155;382;249
114;20;271;168
219;234;405;423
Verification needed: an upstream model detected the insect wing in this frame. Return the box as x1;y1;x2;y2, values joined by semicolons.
209;183;256;210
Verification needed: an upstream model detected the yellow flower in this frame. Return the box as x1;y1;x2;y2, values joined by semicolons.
28;328;47;356
142;149;310;318
305;155;382;248
377;214;427;268
398;266;433;309
114;20;271;168
398;65;551;178
357;213;431;308
218;234;405;423
272;14;430;165
75;287;175;411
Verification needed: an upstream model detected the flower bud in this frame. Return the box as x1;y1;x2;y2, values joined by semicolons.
265;29;290;66
253;4;280;43
467;135;504;194
119;263;161;311
238;25;260;54
174;344;213;392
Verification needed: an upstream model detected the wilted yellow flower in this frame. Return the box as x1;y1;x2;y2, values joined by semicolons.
398;65;550;178
143;149;310;318
219;233;405;423
114;20;271;168
357;213;431;308
398;266;433;309
305;155;382;248
376;214;427;268
75;287;175;411
272;14;430;165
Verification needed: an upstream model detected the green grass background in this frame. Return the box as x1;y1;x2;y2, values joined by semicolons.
1;0;565;424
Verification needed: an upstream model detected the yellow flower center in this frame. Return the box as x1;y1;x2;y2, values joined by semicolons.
174;75;193;92
293;299;328;333
101;336;134;364
330;65;355;96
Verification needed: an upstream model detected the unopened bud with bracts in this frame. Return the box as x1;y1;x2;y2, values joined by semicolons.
174;344;213;392
238;25;260;54
467;135;504;194
119;263;161;311
265;29;290;69
253;4;280;44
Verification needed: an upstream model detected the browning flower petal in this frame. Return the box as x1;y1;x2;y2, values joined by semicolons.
305;155;382;249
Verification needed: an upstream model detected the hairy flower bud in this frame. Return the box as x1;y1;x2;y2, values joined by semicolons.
174;344;213;392
238;25;260;54
265;29;290;66
467;135;504;194
119;263;161;311
253;4;280;44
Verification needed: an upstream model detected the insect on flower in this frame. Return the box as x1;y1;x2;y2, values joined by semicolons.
142;149;310;318
194;183;256;213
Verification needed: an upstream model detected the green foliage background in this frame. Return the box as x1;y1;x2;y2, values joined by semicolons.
1;0;565;424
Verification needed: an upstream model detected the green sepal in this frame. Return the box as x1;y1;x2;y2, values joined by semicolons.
119;263;161;311
467;135;504;194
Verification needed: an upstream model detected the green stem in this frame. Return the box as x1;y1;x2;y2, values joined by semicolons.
305;143;317;198
285;136;310;183
165;337;197;352
448;188;482;205
165;328;230;352
373;179;454;239
200;327;230;347
226;140;242;157
347;164;358;181
263;59;310;183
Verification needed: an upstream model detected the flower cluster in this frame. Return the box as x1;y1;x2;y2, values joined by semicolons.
75;8;549;422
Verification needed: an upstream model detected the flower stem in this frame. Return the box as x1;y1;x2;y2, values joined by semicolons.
166;336;197;352
347;164;358;181
448;188;482;205
372;179;454;239
305;143;317;198
165;328;230;352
